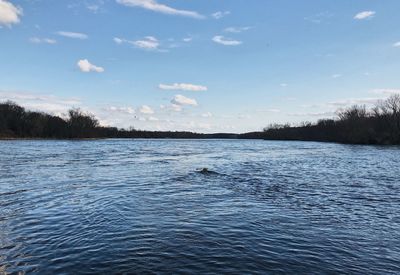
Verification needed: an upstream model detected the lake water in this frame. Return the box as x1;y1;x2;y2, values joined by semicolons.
0;139;399;274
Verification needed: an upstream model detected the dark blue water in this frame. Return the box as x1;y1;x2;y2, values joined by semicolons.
0;139;399;274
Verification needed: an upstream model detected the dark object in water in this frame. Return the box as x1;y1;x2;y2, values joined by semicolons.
197;168;217;175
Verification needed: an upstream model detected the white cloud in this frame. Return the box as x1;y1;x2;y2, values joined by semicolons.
132;36;159;50
211;11;230;19
393;41;400;47
106;106;135;114
113;37;124;44
139;105;154;114
114;36;169;52
280;83;288;87
354;11;375;20
77;59;104;73
224;26;251;33
0;0;22;27
57;31;88;40
332;74;342;78
159;83;207;92
116;0;204;19
212;35;242;46
30;37;57;44
182;37;192;42
171;94;198;106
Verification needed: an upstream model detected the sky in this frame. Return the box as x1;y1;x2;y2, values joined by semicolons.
1;0;400;133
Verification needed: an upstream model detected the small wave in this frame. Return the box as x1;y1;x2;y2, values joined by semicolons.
0;189;28;197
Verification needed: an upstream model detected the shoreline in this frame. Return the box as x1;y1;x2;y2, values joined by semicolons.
1;136;399;146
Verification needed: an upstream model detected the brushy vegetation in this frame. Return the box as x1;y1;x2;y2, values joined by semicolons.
242;94;400;145
1;94;400;144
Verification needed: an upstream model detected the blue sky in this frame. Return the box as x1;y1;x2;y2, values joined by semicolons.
1;0;400;132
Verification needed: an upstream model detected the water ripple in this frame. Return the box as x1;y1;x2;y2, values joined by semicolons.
0;140;400;274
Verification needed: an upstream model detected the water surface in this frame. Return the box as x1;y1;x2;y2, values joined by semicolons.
0;140;399;274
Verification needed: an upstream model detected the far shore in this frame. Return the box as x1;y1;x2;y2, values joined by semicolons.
1;95;400;145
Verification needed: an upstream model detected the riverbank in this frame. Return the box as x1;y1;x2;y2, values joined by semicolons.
1;95;400;145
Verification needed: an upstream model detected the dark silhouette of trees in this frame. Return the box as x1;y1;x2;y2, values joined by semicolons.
254;95;400;145
1;95;400;144
67;109;99;138
0;101;236;140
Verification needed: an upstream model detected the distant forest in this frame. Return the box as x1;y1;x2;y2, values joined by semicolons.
1;94;400;145
242;94;400;145
0;101;237;139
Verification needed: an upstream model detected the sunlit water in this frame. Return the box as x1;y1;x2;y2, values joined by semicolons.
0;139;399;274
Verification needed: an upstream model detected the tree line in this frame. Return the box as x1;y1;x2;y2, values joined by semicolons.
1;94;400;144
0;101;237;139
242;94;400;145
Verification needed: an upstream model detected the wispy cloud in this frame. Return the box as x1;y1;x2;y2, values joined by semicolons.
393;41;400;48
304;12;334;24
116;0;204;19
115;36;162;51
113;37;124;44
212;35;242;46
171;94;198;106
331;74;342;79
132;36;159;50
354;11;375;20
104;106;135;115
57;31;88;40
77;59;104;73
87;4;101;13
30;37;57;44
86;0;105;14
0;0;22;27
160;103;183;112
224;26;252;33
211;11;230;19
159;83;207;92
